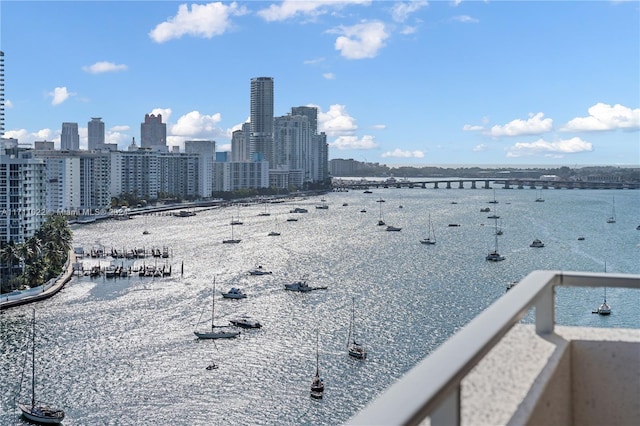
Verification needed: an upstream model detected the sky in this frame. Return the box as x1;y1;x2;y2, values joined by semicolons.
1;0;639;167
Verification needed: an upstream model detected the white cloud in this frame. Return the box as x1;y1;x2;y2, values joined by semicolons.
371;124;386;130
463;124;484;131
110;125;130;132
561;103;640;132
3;128;55;145
452;15;479;23
323;72;336;80
317;104;358;136
49;87;75;106
330;135;378;150
82;61;128;74
505;137;593;158
218;143;232;152
5;99;13;108
332;21;390;59
170;110;223;137
391;1;428;23
149;2;247;43
304;57;325;65
399;26;418;35
488;112;553;137
473;144;488;152
381;148;425;158
258;0;371;22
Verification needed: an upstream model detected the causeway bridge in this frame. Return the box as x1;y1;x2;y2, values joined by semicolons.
332;178;639;191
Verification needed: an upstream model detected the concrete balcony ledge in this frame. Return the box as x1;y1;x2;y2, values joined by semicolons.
348;271;640;426
460;324;640;426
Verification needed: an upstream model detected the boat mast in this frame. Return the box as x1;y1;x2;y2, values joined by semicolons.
30;309;36;409
211;278;216;331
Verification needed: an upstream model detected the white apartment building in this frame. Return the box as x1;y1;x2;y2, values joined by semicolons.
184;140;215;198
214;161;269;192
110;149;160;200
35;151;81;213
0;139;46;244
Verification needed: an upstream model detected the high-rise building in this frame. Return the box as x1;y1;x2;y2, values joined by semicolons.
0;139;46;246
185;140;216;198
291;106;318;135
0;51;5;138
141;114;167;152
250;77;274;165
61;122;80;151
87;117;105;150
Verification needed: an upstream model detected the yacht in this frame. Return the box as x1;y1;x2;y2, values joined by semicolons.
221;287;247;299
248;265;272;276
385;225;402;232
285;277;312;292
529;239;545;248
229;317;262;328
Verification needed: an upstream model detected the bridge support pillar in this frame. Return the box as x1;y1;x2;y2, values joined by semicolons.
434;182;439;189
421;183;426;189
458;181;464;189
446;181;452;189
504;180;511;189
471;181;476;189
484;180;491;189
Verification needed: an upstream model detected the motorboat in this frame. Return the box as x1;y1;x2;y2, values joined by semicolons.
385;225;401;231
248;265;272;276
289;207;308;213
506;281;518;291
486;251;506;262
529;239;545;248
285;277;312;292
480;207;490;212
229;317;262;328
221;287;247;299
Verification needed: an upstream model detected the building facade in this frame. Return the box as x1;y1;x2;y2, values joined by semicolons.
0;139;46;245
87;117;105;151
184;140;215;198
60;122;80;151
250;77;274;165
141;114;167;152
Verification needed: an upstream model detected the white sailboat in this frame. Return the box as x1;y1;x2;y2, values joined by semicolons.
17;310;65;424
377;197;385;226
231;205;243;225
194;279;240;339
223;222;241;244
606;196;616;223
593;262;612;315
486;217;505;261
420;213;436;245
347;298;367;360
142;214;150;235
310;330;324;399
268;217;281;236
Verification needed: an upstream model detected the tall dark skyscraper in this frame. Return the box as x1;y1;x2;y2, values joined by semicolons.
87;117;105;150
250;77;274;165
60;122;80;150
141;114;167;151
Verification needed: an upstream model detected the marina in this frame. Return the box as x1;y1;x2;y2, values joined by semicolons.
1;187;638;425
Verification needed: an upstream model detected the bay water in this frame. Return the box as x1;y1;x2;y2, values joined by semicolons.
1;187;638;425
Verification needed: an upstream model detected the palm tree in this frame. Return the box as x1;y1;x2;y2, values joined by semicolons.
1;240;21;291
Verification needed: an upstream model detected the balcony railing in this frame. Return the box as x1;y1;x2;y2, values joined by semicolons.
347;270;640;426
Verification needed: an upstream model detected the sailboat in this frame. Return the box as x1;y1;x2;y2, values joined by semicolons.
231;205;243;225
486;217;505;261
194;279;240;339
535;190;545;202
377;197;385;226
142;214;150;235
347;298;367;359
606;196;616;223
268;217;281;236
223;222;241;244
17;310;65;424
420;213;436;245
488;188;498;204
310;330;324;399
593;262;612;315
258;202;271;217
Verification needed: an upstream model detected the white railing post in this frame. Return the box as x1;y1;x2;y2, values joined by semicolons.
430;385;460;426
535;284;555;334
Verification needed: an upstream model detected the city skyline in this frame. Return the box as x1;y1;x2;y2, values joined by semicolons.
0;1;638;166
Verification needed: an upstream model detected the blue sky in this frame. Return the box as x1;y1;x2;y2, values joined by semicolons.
1;1;638;166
